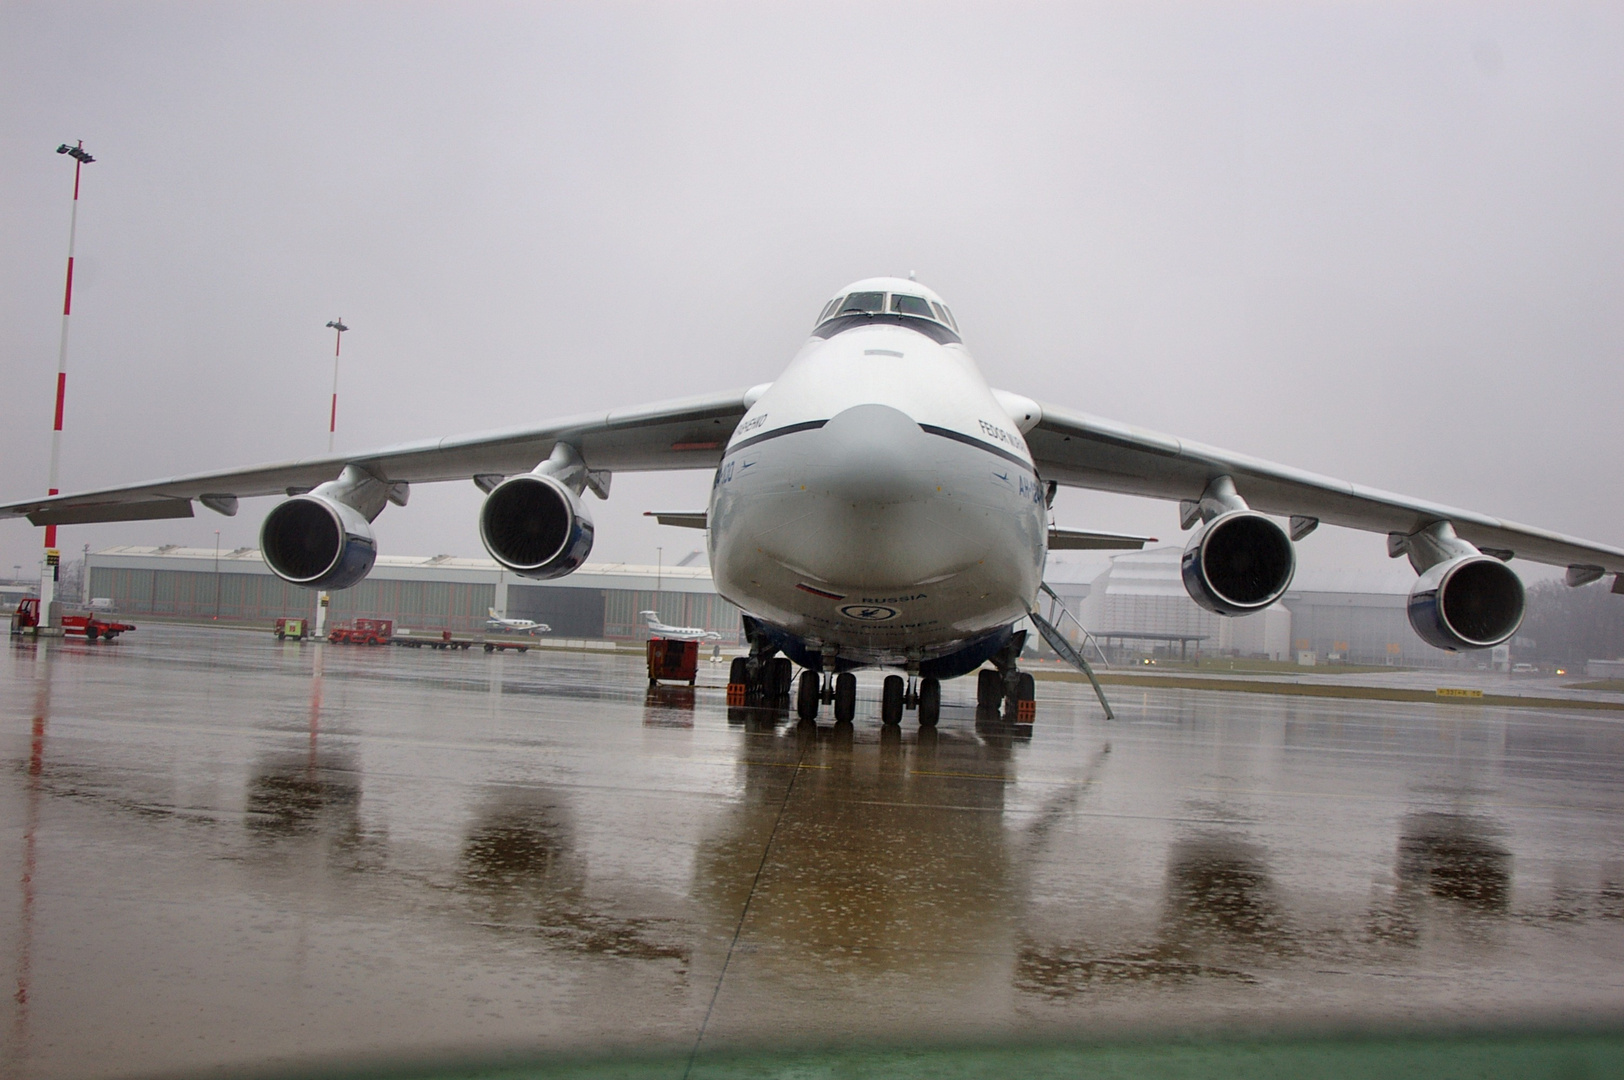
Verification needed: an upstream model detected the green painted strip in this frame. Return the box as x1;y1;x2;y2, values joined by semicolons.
269;1030;1624;1080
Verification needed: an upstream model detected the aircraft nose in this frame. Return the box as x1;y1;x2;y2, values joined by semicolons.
809;404;936;504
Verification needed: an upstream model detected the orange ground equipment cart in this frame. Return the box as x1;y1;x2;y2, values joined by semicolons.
647;638;698;686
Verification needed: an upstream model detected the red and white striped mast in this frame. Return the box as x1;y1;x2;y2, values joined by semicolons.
39;141;95;628
314;318;347;638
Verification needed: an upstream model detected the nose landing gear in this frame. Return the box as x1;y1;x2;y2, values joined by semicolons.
878;673;939;727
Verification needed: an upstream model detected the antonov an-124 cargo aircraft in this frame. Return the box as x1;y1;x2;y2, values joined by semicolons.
8;277;1624;726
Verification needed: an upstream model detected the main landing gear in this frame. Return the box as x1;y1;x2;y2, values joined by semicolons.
978;630;1036;723
728;654;793;705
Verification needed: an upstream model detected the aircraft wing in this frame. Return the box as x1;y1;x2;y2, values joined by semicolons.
1025;398;1624;576
1;388;758;527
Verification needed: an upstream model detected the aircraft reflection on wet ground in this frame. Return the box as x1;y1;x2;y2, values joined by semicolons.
2;625;1622;1079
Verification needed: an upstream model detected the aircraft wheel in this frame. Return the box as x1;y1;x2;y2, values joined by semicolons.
772;657;794;700
729;656;749;686
918;677;941;727
797;670;820;721
834;672;857;723
1007;672;1037;720
881;675;904;725
976;668;1001;708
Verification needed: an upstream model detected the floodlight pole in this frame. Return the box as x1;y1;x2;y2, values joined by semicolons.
325;319;347;454
314;319;348;639
39;142;95;629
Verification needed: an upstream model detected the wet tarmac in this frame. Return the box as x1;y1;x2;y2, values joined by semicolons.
3;626;1623;1078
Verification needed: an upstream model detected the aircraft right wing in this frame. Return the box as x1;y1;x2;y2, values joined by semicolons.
1;387;763;527
1023;398;1624;580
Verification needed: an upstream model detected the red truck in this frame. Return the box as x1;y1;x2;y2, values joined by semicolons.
10;598;136;641
328;617;393;645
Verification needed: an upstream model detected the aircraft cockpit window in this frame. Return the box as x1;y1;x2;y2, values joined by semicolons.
889;294;934;318
814;289;960;338
839;291;887;315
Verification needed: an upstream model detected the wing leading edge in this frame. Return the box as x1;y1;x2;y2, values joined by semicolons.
1023;398;1624;576
0;387;760;527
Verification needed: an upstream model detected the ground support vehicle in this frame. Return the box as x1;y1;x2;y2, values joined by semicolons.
648;638;699;685
480;637;530;653
273;618;306;641
328;618;393;645
394;630;475;651
11;599;136;640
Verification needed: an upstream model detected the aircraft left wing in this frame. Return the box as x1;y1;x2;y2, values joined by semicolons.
1023;398;1624;577
1;387;760;527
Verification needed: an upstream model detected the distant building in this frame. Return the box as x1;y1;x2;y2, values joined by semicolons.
84;543;1499;666
1280;565;1433;667
85;546;743;641
1078;547;1290;661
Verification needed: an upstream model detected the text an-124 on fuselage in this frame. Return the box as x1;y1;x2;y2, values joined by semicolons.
9;276;1624;728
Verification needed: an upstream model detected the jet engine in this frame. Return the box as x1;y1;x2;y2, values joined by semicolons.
260;494;377;590
479;473;594;579
1181;510;1296;616
1406;554;1525;651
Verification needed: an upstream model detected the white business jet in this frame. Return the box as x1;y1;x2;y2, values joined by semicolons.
8;276;1624;727
487;608;550;635
640;610;722;642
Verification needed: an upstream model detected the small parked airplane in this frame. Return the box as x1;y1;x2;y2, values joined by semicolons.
486;608;550;635
640;610;722;642
8;276;1624;728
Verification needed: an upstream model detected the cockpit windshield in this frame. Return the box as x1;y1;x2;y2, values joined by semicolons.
838;291;886;315
816;290;959;335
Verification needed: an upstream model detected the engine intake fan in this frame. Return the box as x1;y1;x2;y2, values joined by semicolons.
1178;477;1295;617
1398;523;1525;650
259;464;403;590
478;444;596;579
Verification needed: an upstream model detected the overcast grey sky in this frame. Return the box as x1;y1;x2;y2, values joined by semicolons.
3;2;1620;584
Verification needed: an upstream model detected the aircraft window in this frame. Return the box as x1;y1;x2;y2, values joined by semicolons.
928;301;948;323
817;298;842;324
890;294;934;318
839;291;886;314
939;304;959;330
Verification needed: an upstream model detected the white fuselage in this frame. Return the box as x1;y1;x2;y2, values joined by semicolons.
708;320;1048;667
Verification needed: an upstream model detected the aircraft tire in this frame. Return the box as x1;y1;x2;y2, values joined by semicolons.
834;672;857;723
976;668;1001;707
772;657;794;700
881;675;904;725
729;657;749;687
918;677;941;727
797;670;820;720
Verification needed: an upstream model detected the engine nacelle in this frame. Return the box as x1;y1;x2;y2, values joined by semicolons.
260;495;377;590
479;473;595;579
1181;510;1296;616
1407;554;1526;651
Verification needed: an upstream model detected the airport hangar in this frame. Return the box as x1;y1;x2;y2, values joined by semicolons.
84;544;1488;667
